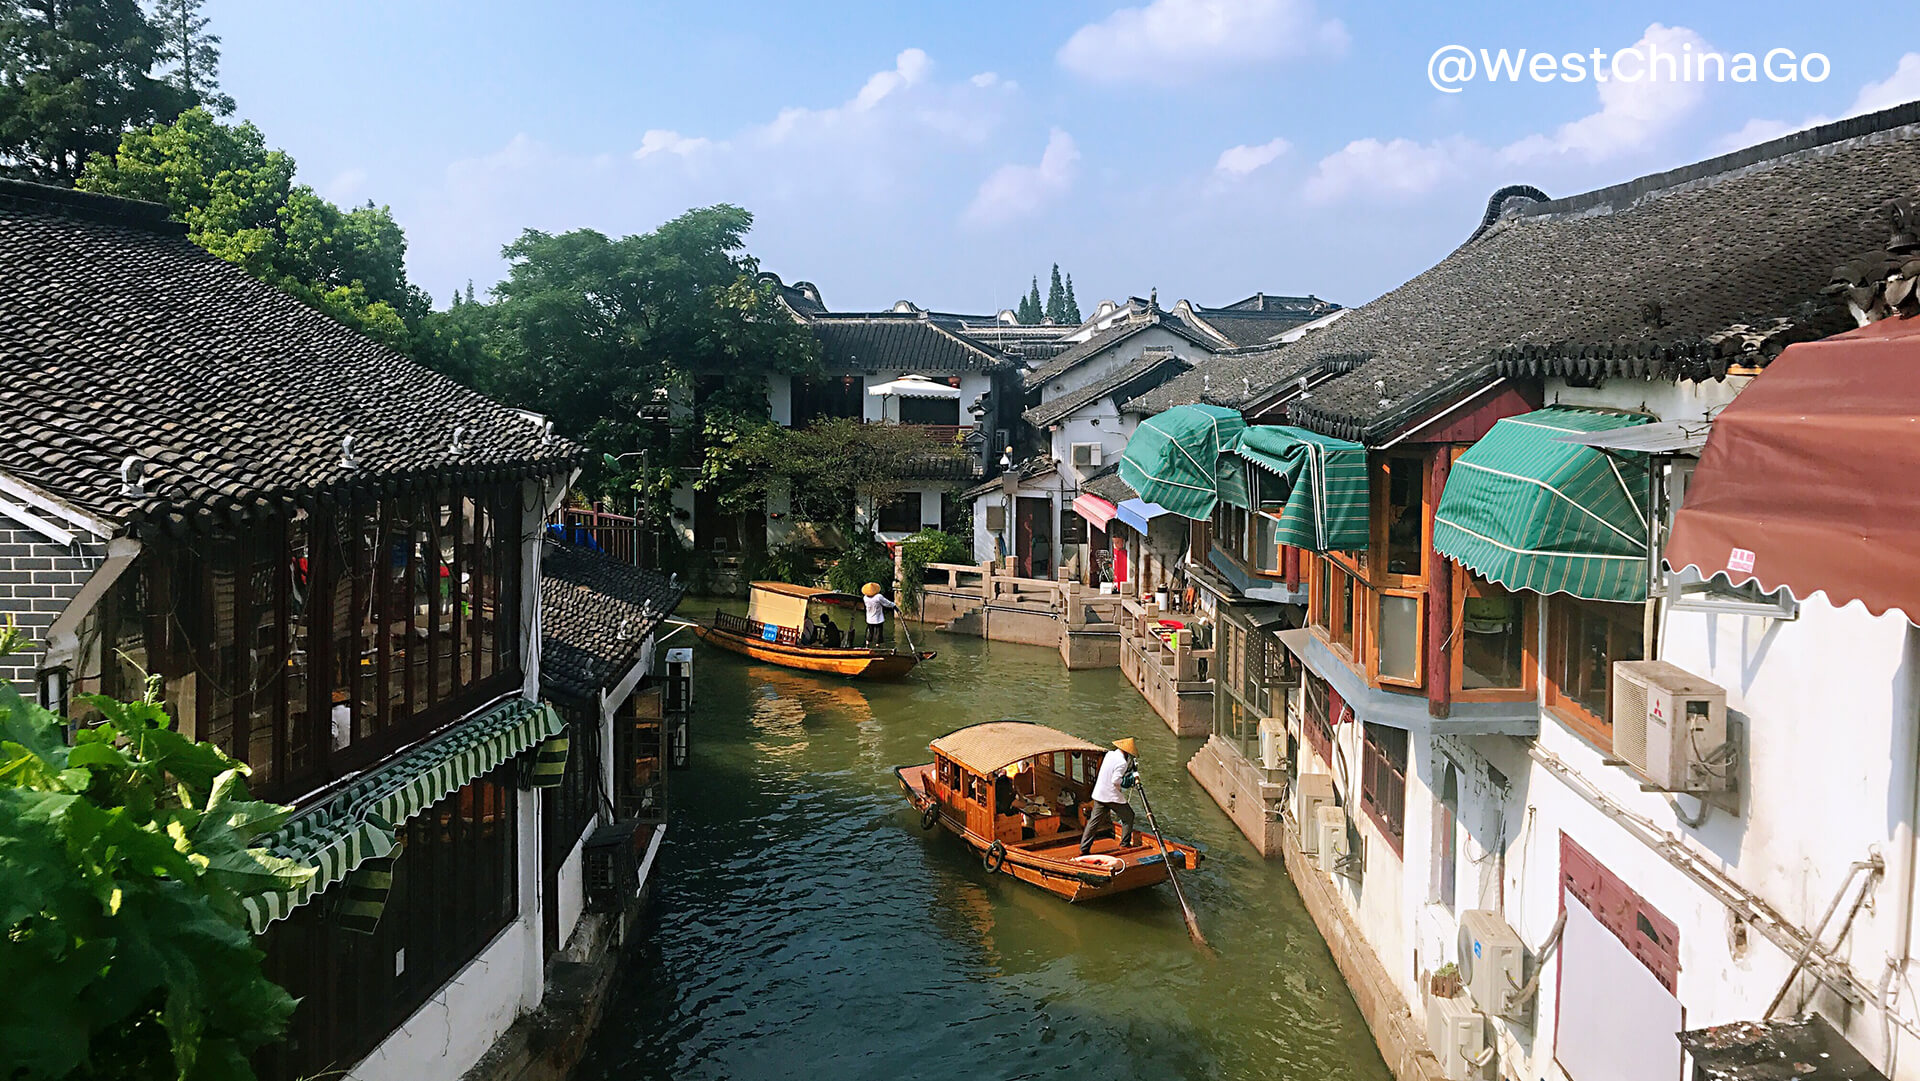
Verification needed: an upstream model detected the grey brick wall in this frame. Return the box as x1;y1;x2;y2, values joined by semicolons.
0;511;108;696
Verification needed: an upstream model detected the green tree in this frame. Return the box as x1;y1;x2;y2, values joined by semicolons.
1044;263;1066;323
1063;272;1081;324
150;0;232;116
0;638;309;1080
480;206;820;499
703;416;956;529
0;0;187;182
1016;276;1043;324
76;109;428;349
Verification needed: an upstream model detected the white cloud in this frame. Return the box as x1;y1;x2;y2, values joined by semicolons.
633;129;714;160
1303;137;1476;204
1850;53;1920;115
1714;52;1920;154
1214;137;1290;177
965;129;1079;226
1057;0;1347;86
762;48;935;143
1503;23;1713;164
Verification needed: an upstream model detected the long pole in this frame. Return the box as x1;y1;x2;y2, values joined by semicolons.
1130;771;1208;949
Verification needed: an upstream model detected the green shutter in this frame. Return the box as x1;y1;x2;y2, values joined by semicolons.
1431;408;1653;602
1227;426;1371;552
1117;404;1247;520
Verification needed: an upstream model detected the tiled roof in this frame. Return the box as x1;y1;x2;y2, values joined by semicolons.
1022;351;1189;426
1078;462;1137;503
1211;293;1334;315
759;272;827;317
1161;103;1920;444
0;179;581;531
811;313;1012;372
961;456;1056;500
1184;308;1330;347
539;541;686;702
1023;315;1211;388
1124;341;1351;416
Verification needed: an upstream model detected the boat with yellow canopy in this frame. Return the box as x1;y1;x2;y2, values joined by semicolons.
694;581;935;679
895;721;1204;901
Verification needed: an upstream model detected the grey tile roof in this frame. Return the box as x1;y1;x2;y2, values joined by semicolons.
1078;462;1136;504
0;179;581;532
1141;103;1920;444
539;541;686;702
759;272;828;317
810;313;1012;372
961;456;1056;500
1210;293;1335;315
1183;308;1331;347
1022;351;1189;427
1022;315;1212;388
1124;341;1346;416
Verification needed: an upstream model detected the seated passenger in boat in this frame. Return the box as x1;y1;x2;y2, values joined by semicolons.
817;613;843;648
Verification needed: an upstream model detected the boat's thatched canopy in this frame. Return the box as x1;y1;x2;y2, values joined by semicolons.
931;721;1107;775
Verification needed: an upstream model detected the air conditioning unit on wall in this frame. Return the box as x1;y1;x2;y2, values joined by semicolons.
1611;660;1730;793
1071;442;1103;469
1295;772;1334;855
1425;992;1491;1080
1258;718;1288;770
1458;909;1531;1025
1314;804;1348;874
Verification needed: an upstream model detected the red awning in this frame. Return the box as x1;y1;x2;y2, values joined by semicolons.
1665;316;1920;623
1071;493;1117;530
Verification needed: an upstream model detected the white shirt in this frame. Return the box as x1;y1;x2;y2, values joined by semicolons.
863;593;896;625
1092;748;1132;804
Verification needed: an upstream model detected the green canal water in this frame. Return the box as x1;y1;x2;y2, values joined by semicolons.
574;609;1391;1081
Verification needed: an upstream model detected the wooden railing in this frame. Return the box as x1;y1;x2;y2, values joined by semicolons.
714;610;801;646
550;502;666;569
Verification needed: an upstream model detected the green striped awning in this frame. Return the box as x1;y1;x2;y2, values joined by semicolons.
1432;408;1654;602
242;811;396;933
1117;404;1248;520
1226;426;1370;551
240;697;563;933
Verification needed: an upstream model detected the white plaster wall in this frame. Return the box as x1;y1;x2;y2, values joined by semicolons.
860;369;986;425
1481;600;1920;1080
1050;404;1136;490
1546;373;1746;425
1038;325;1205;399
971;492;1001;563
768;372;793;426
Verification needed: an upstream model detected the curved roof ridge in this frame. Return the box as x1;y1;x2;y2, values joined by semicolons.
1505;100;1920;226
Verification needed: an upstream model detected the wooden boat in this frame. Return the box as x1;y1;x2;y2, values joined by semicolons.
694;581;934;679
895;721;1204;902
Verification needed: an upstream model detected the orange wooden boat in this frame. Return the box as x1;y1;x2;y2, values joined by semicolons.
896;721;1204;902
694;581;934;679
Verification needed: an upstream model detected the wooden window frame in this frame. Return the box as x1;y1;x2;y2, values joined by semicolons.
1373;452;1429;589
1302;673;1334;766
1452;566;1538;702
1372;587;1426;689
1544;595;1644;750
1359;722;1408;857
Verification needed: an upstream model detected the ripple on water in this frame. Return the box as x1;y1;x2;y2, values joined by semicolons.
573;615;1391;1081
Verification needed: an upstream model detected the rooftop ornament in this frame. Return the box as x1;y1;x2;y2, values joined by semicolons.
449;425;468;456
118;455;145;497
339;435;359;471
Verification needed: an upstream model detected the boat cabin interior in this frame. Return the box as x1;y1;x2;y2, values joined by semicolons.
930;746;1109;849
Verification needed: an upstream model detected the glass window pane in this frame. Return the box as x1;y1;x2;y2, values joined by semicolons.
1378;593;1420;682
1385;457;1423;577
1462;575;1526;690
1253;514;1281;573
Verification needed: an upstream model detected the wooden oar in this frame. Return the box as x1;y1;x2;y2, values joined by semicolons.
1130;771;1208;949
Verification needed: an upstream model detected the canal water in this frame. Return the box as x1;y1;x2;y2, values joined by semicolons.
575;610;1391;1081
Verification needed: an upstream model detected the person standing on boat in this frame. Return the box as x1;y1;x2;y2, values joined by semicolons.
1079;737;1138;855
861;582;897;647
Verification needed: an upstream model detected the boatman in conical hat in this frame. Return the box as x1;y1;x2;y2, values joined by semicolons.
1079;737;1138;855
860;582;897;648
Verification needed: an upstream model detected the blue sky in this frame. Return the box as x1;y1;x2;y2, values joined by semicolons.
210;1;1920;315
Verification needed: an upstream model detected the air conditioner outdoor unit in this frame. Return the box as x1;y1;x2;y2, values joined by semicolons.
1424;992;1491;1080
1314;804;1348;874
1458;909;1531;1025
1295;772;1335;855
1258;718;1289;770
1611;660;1729;793
1071;442;1103;469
